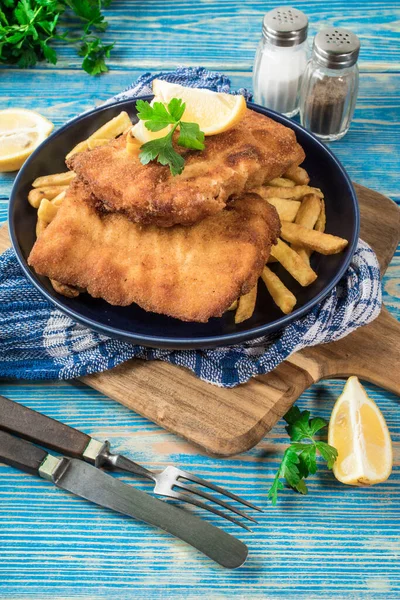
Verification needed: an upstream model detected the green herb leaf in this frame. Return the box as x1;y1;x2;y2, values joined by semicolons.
140;127;185;176
137;101;177;132
267;476;284;507
80;39;113;75
0;0;114;74
167;97;186;122
298;443;318;475
268;405;338;504
178;121;205;150
39;39;57;64
316;441;338;469
293;479;309;495
135;98;205;175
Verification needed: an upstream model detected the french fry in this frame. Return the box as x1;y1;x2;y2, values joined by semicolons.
66;140;89;160
28;185;68;208
256;185;323;200
267;256;278;263
50;280;80;298
126;130;142;156
315;199;326;232
294;194;321;229
88;111;132;142
38;198;59;223
284;165;310;185
280;222;348;255
292;194;322;265
51;191;66;207
227;300;238;311
32;171;76;188
261;266;297;314
267;198;301;222
88;138;111;150
235;285;257;324
271;238;317;286
66;111;133;160
268;177;296;188
36;218;47;237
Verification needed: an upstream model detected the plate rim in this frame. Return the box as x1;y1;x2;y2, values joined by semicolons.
9;97;360;349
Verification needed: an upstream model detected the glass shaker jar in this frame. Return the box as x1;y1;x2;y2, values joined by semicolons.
253;7;308;117
299;28;360;141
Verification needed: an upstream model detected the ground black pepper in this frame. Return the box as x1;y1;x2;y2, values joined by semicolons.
303;76;349;136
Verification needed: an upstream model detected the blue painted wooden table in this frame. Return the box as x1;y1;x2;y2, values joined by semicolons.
0;2;399;598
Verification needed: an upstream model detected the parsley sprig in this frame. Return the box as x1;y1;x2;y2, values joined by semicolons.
0;0;114;75
135;98;205;175
268;406;338;505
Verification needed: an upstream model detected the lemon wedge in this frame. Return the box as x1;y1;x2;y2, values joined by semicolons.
0;108;54;172
130;113;172;145
152;79;247;135
328;376;393;485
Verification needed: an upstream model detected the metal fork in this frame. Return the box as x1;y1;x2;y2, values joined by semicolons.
0;394;262;530
105;451;262;530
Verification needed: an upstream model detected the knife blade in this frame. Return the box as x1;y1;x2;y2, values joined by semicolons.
0;429;248;569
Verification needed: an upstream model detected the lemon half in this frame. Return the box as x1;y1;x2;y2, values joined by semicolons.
0;108;54;172
328;376;393;485
152;79;247;135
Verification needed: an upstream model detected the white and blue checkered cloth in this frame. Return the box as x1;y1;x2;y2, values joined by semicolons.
0;68;382;387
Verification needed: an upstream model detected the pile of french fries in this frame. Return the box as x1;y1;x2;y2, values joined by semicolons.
27;110;348;322
27;112;132;296
233;166;348;324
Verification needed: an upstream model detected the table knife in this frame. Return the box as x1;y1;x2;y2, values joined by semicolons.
0;429;248;569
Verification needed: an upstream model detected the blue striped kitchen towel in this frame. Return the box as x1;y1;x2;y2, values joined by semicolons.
0;67;382;387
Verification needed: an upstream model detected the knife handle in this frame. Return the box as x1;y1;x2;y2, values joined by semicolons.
0;395;90;457
0;429;48;475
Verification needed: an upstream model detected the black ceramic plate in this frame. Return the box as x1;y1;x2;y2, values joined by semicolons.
9;98;359;349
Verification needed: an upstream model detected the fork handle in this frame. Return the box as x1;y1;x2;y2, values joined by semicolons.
0;395;90;457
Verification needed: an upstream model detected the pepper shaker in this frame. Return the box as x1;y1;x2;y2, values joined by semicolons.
299;28;360;141
253;7;309;117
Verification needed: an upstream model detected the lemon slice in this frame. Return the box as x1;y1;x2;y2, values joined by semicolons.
328;376;393;485
0;108;54;172
152;79;247;135
129;97;173;146
130;115;172;145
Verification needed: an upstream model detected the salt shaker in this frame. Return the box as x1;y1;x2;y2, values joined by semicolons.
299;28;360;141
253;7;309;117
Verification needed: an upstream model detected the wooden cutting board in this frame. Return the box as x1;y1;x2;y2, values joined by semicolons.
1;184;400;456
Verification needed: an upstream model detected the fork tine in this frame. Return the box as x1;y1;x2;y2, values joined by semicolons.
174;481;258;524
169;489;252;531
175;469;262;512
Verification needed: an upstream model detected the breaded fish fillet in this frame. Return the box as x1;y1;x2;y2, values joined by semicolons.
28;180;280;323
68;109;304;227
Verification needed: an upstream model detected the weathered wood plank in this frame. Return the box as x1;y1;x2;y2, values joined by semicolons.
1;0;399;71
0;379;398;599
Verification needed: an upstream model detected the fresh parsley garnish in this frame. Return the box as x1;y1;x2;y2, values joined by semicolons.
135;98;205;175
268;405;338;505
0;0;114;75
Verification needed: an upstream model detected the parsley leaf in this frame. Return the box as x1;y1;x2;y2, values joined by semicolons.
268;406;338;504
0;0;114;75
140;125;185;176
135;98;205;175
137;100;178;132
316;441;338;469
178;121;205;150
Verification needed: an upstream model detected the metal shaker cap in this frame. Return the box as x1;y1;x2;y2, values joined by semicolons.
313;28;360;69
262;7;308;47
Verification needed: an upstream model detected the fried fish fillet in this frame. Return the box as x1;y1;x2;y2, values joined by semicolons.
28;180;280;323
67;109;304;227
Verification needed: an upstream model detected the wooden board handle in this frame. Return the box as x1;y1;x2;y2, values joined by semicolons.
295;307;400;395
